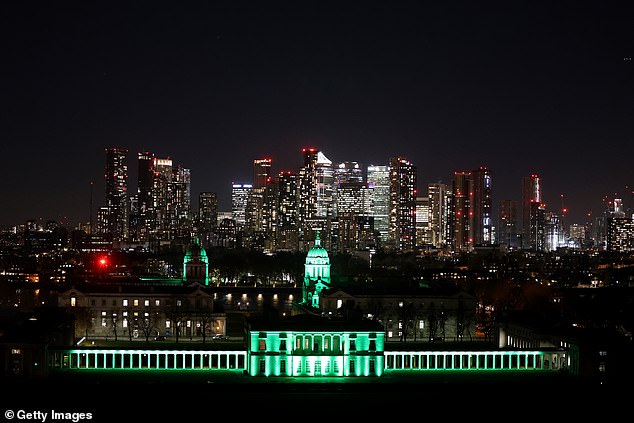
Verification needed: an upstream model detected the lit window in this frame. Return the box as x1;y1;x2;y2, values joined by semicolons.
133;299;139;307
101;311;107;316
166;321;171;328
186;320;191;328
123;319;128;328
419;321;424;329
133;312;139;317
144;300;150;307
177;300;182;307
155;300;160;306
101;318;107;327
144;312;149;317
123;311;128;317
123;299;128;307
70;297;76;307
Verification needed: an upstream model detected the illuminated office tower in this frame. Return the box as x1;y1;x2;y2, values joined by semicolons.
544;211;565;251
253;158;272;189
171;164;192;242
315;151;335;220
198;192;218;234
335;161;364;185
451;171;472;252
135;151;155;242
298;148;333;250
135;152;176;242
604;195;633;252
334;160;365;250
389;156;417;252
522;173;545;250
231;183;253;229
498;200;519;249
416;196;430;247
336;180;372;252
275;170;299;251
135;152;191;245
427;182;452;249
298;148;319;225
367;165;390;244
471;166;493;245
244;185;269;251
152;157;174;241
607;216;634;252
336;181;370;216
104;147;129;242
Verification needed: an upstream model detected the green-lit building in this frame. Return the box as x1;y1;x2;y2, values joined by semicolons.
245;314;385;377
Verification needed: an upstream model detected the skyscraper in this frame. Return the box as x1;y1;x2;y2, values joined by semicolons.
276;170;299;251
198;192;218;234
416;196;430;247
522;173;542;249
367;165;390;244
135;152;155;242
253;158;272;189
171;164;192;242
298;148;319;225
104;147;129;242
498;199;519;249
389;156;417;251
134;152;191;246
427;182;452;249
298;148;333;250
471;166;493;245
231;183;253;229
451;171;472;252
152;157;174;241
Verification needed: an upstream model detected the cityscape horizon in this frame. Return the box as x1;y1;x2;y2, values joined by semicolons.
2;145;631;234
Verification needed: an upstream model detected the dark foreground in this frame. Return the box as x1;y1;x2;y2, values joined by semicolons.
3;368;626;421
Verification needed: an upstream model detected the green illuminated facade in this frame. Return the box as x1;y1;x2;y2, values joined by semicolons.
302;232;330;308
183;237;209;285
245;315;385;377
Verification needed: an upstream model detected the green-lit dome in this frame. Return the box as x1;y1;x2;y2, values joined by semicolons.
305;232;329;261
184;238;207;260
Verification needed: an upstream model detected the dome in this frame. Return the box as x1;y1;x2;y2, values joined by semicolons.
305;232;329;260
184;238;207;261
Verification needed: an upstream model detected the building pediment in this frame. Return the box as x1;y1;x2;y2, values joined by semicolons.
321;289;355;300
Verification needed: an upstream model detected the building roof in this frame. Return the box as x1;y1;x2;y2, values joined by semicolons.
246;313;384;332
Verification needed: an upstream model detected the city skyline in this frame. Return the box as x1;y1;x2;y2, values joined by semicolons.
2;144;631;230
2;1;632;228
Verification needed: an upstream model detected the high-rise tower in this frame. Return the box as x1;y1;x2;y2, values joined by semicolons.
367;165;390;244
451;171;472;252
471;166;493;245
427;182;452;249
104;147;129;242
389;156;417;251
498;199;519;249
253;158;272;189
522;173;542;249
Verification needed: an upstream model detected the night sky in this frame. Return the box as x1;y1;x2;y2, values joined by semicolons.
1;0;632;228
